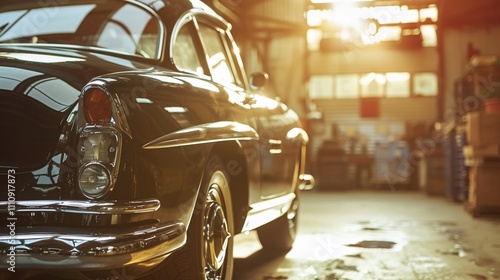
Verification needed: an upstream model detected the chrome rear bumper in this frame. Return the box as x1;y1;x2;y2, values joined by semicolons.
0;199;186;271
0;199;161;215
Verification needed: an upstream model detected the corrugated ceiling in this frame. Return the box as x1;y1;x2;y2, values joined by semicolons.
206;0;500;29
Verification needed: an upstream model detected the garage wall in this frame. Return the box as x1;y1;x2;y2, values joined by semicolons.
234;0;308;115
312;97;439;122
308;46;439;158
310;97;437;158
265;36;306;114
309;47;438;74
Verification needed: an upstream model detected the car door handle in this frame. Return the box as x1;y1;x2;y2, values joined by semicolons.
268;139;282;154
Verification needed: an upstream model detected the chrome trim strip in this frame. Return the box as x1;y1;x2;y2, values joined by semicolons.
0;199;160;215
143;121;259;150
241;193;296;232
170;8;230;62
0;221;186;269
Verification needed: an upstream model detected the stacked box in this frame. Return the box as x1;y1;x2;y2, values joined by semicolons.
463;145;500;166
468;165;500;207
466;112;500;147
464;112;500;215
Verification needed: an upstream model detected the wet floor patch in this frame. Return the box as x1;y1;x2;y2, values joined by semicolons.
263;276;288;279
345;253;364;259
438;244;469;257
347;240;397;249
472;256;497;267
467;273;488;280
361;227;382;231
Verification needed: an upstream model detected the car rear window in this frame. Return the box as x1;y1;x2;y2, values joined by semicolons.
0;1;161;59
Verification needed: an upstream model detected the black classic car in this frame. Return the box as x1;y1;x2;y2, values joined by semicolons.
0;0;314;279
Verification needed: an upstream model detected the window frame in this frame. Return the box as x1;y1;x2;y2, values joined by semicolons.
170;12;251;91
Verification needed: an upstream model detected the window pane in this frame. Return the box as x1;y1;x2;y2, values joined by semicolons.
96;4;159;58
401;9;419;23
421;25;437;47
377;26;401;41
198;24;235;85
414;73;438;96
174;25;204;74
360;73;385;97
336;74;359;98
307;29;322;51
0;5;95;41
97;22;136;55
420;6;438;22
386;72;410;97
0;3;160;58
372;6;401;24
309;75;333;99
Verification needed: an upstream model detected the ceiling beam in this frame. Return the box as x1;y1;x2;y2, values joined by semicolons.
310;0;437;9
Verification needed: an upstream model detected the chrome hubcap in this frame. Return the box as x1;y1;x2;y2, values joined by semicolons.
203;187;231;279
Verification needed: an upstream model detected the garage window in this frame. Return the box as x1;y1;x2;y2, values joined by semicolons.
413;72;438;96
386;72;410;98
336;74;359;98
309;76;334;99
360;73;385;98
309;72;437;99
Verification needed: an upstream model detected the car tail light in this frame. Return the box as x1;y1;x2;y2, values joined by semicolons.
83;88;112;125
78;84;121;199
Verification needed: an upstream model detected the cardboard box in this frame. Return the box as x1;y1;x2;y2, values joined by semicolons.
468;165;500;207
466;112;500;147
463;145;500;157
463;145;500;166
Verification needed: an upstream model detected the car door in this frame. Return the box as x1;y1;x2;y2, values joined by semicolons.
186;17;263;202
194;19;300;199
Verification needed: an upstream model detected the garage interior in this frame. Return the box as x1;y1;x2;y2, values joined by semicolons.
202;0;500;198
201;0;500;279
5;0;498;279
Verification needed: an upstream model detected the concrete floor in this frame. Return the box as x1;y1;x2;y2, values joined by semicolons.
233;190;500;280
6;190;500;280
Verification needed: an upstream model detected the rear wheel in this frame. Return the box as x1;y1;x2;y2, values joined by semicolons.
148;155;234;280
257;189;299;251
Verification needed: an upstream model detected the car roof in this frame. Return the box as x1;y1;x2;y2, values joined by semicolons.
136;0;217;15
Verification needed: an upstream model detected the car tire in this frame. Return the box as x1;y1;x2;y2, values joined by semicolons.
147;155;234;280
257;189;299;251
